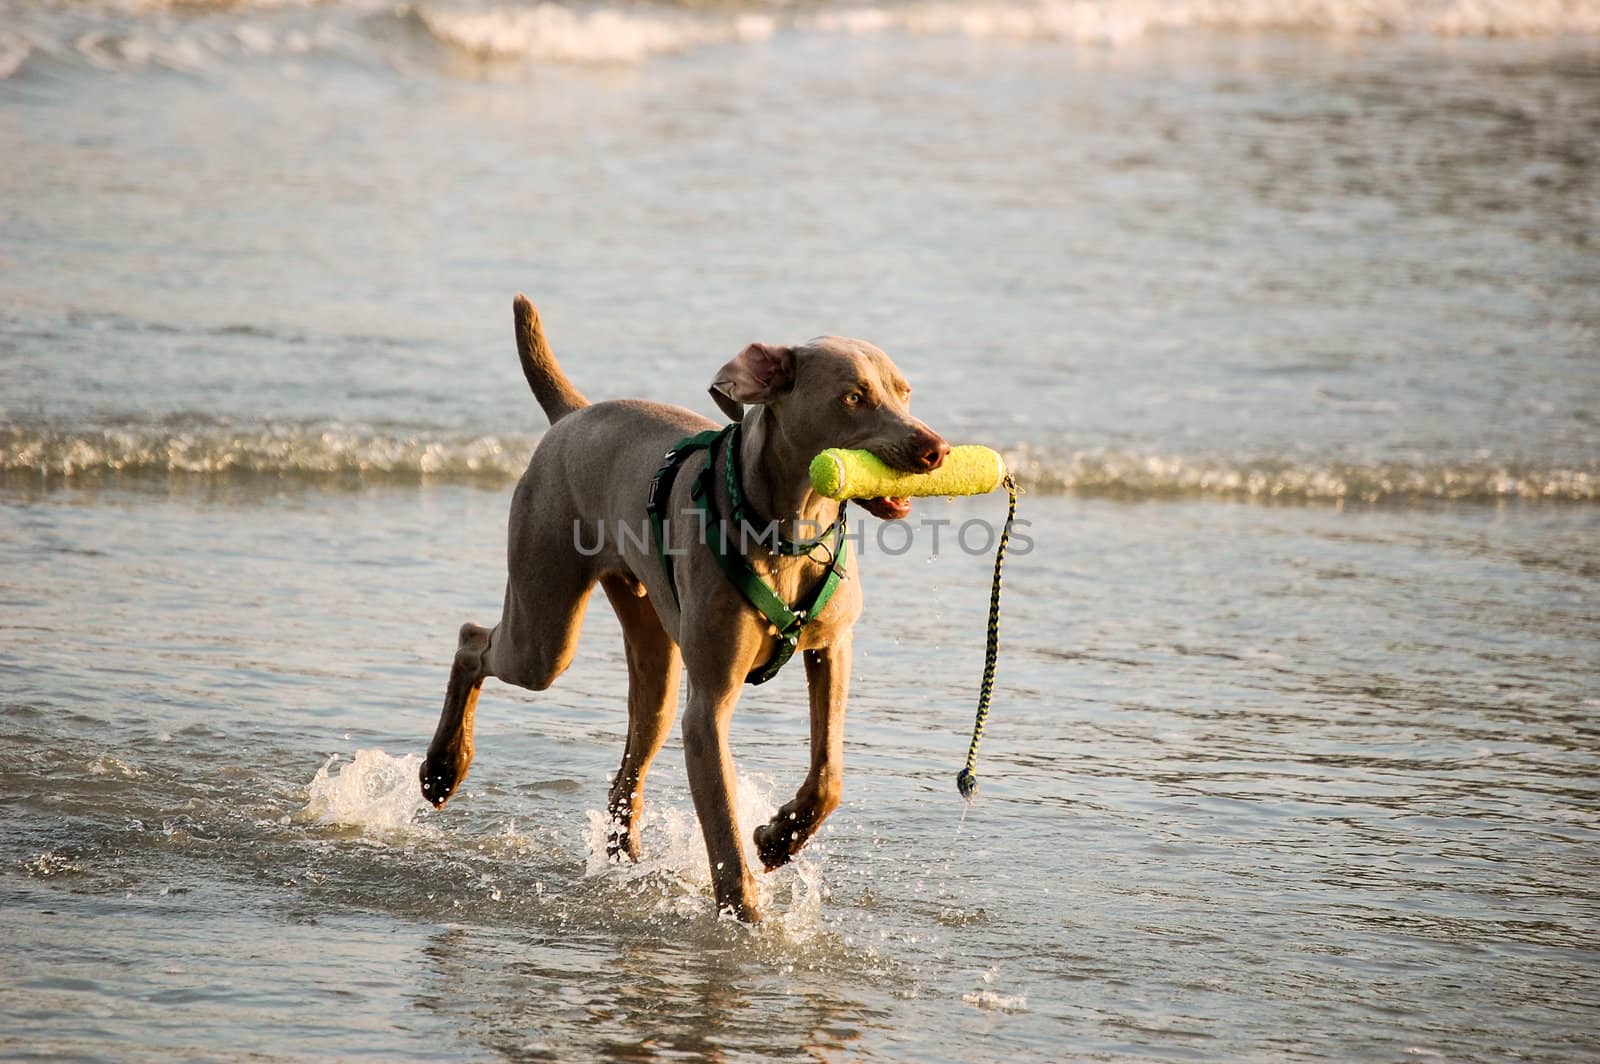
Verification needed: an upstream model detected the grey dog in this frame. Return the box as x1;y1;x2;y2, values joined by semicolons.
420;295;948;920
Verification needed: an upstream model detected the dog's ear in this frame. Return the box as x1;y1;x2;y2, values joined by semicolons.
709;343;794;422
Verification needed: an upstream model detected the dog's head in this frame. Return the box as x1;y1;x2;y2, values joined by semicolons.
709;336;948;520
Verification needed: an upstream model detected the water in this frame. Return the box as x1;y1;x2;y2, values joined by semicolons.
3;1;1599;1059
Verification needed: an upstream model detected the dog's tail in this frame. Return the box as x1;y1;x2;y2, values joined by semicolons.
513;294;588;424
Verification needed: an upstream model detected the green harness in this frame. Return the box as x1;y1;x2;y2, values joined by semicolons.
647;424;849;686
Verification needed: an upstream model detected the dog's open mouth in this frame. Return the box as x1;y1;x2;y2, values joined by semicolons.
859;496;912;520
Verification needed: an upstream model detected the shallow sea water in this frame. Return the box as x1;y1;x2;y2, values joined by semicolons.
3;0;1599;1059
4;484;1596;1060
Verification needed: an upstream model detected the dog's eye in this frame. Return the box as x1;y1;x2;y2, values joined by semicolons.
843;391;863;407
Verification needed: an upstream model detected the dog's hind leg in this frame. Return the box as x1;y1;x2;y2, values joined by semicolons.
600;572;682;862
754;634;852;871
420;622;493;808
420;491;596;808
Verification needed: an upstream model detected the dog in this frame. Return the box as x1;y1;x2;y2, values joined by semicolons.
420;295;948;921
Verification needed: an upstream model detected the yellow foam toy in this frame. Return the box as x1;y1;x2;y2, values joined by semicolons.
809;445;1008;499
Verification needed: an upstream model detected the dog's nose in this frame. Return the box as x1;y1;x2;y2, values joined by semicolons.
912;434;950;472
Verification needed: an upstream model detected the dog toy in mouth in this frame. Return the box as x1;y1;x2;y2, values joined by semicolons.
810;445;1016;803
808;445;1007;500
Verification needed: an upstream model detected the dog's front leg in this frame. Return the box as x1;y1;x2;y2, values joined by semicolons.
681;658;761;921
755;634;851;871
420;622;493;808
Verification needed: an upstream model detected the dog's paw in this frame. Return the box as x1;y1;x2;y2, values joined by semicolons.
754;821;800;872
418;756;460;809
604;812;641;863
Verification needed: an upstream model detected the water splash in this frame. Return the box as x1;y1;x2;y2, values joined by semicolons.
581;772;829;934
962;964;1029;1011
301;749;431;834
962;988;1029;1011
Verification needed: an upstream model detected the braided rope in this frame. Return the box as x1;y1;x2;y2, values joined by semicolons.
956;474;1017;801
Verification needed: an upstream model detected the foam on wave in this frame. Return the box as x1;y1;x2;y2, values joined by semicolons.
0;29;31;78
802;0;1600;43
3;0;1594;78
406;2;775;63
3;423;1594;503
1004;446;1599;504
399;0;1600;65
0;424;537;480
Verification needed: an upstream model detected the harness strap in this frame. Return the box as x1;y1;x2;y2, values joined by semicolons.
723;426;847;557
646;424;848;686
646;428;724;609
694;454;848;684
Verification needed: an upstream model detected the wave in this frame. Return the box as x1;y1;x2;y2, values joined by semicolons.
0;4;367;78
401;0;1600;65
0;29;29;79
5;0;1595;80
1002;446;1599;504
3;423;1594;503
404;2;776;64
800;0;1600;42
0;423;537;480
